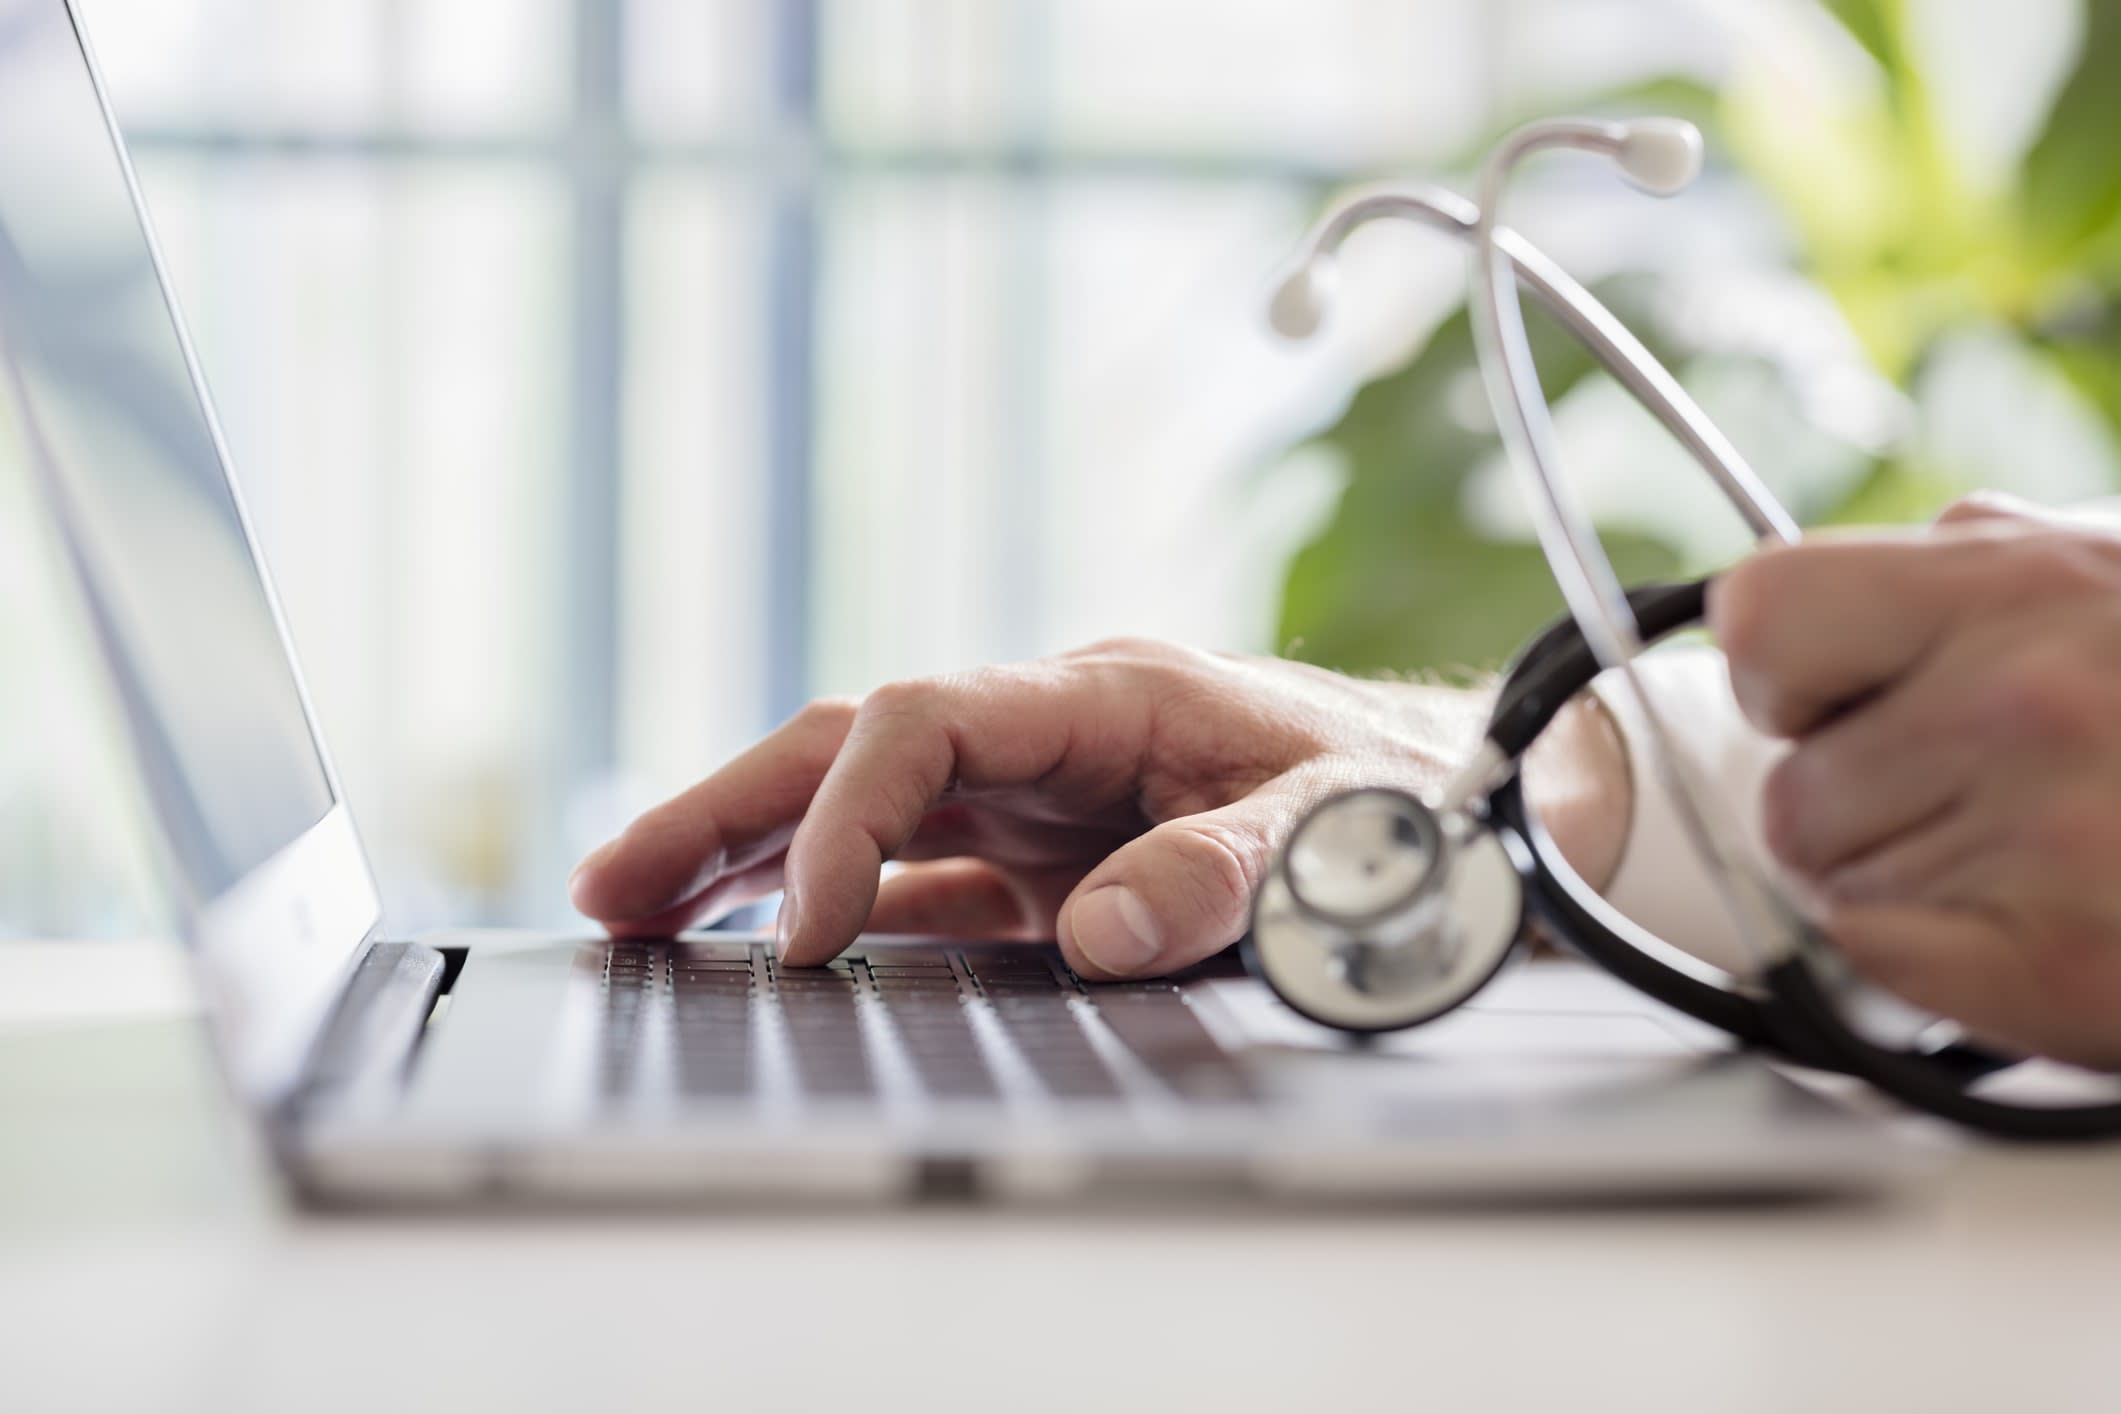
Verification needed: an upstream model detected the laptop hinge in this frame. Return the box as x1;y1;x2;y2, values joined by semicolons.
285;941;446;1122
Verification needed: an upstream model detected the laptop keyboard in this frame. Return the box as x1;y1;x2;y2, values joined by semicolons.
595;941;1253;1113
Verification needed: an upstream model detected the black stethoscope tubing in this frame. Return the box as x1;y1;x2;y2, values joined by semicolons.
1478;577;2121;1141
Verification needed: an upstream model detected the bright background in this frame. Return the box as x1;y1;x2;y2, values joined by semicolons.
3;0;2115;940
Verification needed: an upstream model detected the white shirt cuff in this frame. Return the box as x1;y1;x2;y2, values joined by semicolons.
1589;646;1785;976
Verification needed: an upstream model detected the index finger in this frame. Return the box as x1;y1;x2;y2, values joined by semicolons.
568;698;861;930
776;662;1138;965
1709;528;1963;737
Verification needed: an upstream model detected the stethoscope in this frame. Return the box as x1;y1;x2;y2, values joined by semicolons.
1246;116;2121;1141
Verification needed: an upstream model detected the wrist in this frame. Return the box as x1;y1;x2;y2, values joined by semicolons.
1379;679;1494;781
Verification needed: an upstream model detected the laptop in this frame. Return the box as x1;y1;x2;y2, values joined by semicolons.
0;0;1918;1205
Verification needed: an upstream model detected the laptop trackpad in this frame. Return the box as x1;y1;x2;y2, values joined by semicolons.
397;939;597;1127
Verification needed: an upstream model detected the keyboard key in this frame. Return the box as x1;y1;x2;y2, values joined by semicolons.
599;992;646;1098
673;993;752;1100
873;978;959;995
674;940;753;964
1089;991;1256;1104
988;1017;1121;1100
774;976;877;1097
848;946;957;966
592;941;1207;1112
673;979;750;995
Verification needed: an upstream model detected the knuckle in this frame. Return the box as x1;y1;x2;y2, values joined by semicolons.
1164;818;1265;922
1935;492;2021;528
1972;650;2108;749
871;776;940;852
791;695;861;732
1070;635;1181;665
796;695;861;728
1070;637;1207;705
859;677;937;722
1989;530;2121;603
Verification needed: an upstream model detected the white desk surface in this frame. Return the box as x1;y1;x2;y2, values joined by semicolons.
3;941;2118;1414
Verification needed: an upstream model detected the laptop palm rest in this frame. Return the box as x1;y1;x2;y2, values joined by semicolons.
393;940;595;1128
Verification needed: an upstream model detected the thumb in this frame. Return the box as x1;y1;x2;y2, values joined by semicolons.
1829;903;2121;1070
1057;785;1300;981
1825;903;2054;1060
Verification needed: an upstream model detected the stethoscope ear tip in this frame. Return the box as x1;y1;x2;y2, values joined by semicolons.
1613;117;1704;197
1267;254;1336;341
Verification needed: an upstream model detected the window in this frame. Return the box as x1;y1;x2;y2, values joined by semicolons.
10;0;1732;935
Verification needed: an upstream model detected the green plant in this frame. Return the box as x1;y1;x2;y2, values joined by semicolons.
1277;0;2121;677
1278;279;1684;675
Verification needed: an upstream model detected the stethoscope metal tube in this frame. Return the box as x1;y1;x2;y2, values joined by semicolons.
1249;116;2121;1139
1471;119;1676;670
1467;117;1797;976
1269;183;1800;548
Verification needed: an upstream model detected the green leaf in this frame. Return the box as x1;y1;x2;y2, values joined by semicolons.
1820;0;1898;71
1812;456;1957;526
2039;295;2121;444
1275;279;1680;678
2020;0;2121;269
1815;1;1936;153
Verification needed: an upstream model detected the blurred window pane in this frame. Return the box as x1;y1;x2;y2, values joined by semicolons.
814;173;1371;695
626;0;767;141
85;0;385;130
398;0;571;134
1034;178;1386;652
821;0;1024;152
824;0;1490;165
620;175;771;789
84;0;569;133
27;0;1784;940
815;175;1018;691
1042;0;1488;165
130;154;571;924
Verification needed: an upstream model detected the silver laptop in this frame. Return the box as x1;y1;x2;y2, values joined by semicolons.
0;0;1917;1205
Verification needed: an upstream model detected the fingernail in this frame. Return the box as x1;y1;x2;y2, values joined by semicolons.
775;891;800;959
1071;886;1160;976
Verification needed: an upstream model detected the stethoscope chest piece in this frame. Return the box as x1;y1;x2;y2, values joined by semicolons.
1246;787;1526;1034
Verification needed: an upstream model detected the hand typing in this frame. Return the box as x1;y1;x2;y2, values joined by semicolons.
570;638;1626;980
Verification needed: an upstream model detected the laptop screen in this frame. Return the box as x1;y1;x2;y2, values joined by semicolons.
0;2;334;904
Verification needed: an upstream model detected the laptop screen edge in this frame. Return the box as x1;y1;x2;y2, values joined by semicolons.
41;0;387;1106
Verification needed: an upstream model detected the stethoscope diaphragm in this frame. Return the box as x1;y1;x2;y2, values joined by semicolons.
1248;787;1526;1036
